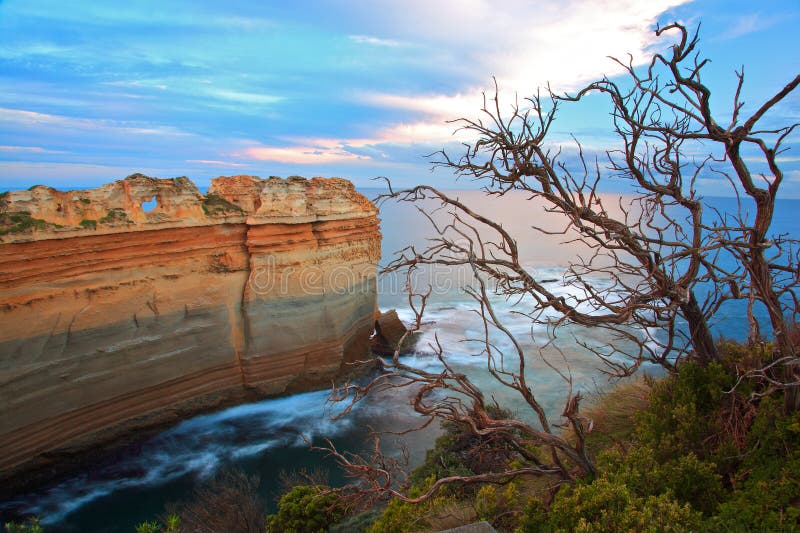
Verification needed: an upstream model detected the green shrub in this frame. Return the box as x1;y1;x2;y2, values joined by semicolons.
635;361;736;461
708;395;800;531
598;446;723;515
4;517;43;533
99;208;129;224
474;484;498;521
517;478;702;532
0;211;47;234
366;498;425;533
711;457;800;531
366;474;463;533
266;485;346;533
79;219;97;230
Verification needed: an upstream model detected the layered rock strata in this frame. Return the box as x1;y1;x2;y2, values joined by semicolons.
0;174;380;481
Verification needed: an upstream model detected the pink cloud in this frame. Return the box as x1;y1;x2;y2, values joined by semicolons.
186;159;247;167
242;145;370;164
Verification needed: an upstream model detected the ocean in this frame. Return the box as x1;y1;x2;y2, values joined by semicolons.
2;189;797;531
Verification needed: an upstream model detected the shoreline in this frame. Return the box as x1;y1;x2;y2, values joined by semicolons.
0;358;379;511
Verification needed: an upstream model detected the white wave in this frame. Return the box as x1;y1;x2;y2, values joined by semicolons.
7;388;357;524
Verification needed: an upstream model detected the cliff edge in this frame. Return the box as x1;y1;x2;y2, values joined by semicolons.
0;174;380;484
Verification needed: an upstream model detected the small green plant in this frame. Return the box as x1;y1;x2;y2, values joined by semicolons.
79;219;97;230
79;197;91;204
134;521;159;533
134;514;179;533
474;484;498;521
4;517;43;533
99;208;129;224
0;211;47;235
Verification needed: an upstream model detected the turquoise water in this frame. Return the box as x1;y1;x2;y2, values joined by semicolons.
1;190;797;531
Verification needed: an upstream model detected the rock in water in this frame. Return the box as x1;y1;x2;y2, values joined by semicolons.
372;309;409;355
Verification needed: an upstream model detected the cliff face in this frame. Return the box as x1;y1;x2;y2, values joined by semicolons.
0;174;380;479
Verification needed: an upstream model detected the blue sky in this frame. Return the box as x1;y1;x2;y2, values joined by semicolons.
0;0;798;194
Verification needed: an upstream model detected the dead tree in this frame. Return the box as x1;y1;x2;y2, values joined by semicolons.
321;268;597;507
321;22;800;506
560;22;800;406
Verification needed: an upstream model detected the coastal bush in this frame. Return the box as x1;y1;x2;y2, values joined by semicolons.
597;446;723;515
266;485;346;533
634;361;734;460
515;351;800;530
517;478;702;532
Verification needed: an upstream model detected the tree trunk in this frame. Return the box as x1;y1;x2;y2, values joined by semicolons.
681;291;719;365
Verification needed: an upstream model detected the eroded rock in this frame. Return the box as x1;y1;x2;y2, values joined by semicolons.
0;173;381;486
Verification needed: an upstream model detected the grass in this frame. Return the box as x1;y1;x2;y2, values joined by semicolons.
0;211;48;235
202;194;244;216
98;208;130;224
571;376;652;454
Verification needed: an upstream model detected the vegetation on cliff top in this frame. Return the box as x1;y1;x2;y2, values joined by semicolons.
202;193;244;216
0;212;48;235
264;348;800;531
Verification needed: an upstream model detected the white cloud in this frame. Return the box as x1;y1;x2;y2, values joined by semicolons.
202;89;285;106
242;145;370;165
104;80;170;91
0;107;193;137
186;159;247;167
357;0;691;120
0;145;67;154
240;120;473;164
250;0;692;161
712;13;781;41
348;35;406;47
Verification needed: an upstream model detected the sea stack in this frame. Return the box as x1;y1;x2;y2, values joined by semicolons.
0;174;381;481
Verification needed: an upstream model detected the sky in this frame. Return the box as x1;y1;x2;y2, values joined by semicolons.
0;0;798;195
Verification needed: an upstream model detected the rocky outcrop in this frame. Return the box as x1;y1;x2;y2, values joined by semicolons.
0;174;380;482
372;309;409;355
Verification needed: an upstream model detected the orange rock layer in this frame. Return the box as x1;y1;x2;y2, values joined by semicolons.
0;174;380;479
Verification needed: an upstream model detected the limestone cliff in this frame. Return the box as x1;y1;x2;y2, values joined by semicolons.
0;174;380;481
